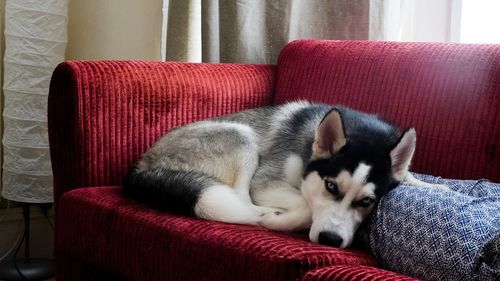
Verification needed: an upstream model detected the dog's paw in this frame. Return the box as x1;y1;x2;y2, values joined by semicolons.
258;211;284;229
258;209;312;232
252;206;283;217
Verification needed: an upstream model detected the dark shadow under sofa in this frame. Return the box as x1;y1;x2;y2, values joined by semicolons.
48;40;500;281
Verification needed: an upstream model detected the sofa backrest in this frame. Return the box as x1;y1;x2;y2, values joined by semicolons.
275;40;499;181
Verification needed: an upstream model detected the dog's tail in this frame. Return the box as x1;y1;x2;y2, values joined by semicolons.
122;167;263;225
122;167;217;216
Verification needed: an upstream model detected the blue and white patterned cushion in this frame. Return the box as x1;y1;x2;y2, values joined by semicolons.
357;173;500;281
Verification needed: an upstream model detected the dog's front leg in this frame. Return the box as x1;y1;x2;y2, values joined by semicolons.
251;181;313;232
258;206;312;232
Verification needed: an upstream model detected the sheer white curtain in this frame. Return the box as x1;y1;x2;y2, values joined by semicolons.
162;0;467;64
370;0;460;42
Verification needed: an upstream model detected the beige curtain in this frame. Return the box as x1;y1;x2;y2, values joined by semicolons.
163;0;460;64
164;0;371;64
66;0;163;61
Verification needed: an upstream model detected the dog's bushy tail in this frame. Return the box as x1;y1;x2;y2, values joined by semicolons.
122;167;217;216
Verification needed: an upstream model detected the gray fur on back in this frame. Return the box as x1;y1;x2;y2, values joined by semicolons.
137;121;258;188
216;101;331;191
134;101;332;198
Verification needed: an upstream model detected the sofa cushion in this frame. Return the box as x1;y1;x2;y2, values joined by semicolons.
358;174;500;281
57;187;378;281
275;40;500;182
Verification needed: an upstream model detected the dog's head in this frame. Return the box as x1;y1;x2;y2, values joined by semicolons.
301;108;416;248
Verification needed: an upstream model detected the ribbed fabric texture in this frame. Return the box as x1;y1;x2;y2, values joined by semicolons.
56;187;377;281
275;40;500;182
48;61;276;208
300;265;421;281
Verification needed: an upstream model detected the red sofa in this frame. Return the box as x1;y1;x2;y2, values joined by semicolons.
48;40;500;281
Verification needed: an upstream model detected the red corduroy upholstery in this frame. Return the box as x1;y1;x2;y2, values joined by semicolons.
57;187;377;281
49;41;500;281
276;40;500;182
300;265;421;281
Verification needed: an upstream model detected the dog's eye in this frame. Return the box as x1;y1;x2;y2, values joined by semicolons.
357;197;376;208
324;179;339;195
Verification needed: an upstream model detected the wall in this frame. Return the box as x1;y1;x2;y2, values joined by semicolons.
66;0;163;60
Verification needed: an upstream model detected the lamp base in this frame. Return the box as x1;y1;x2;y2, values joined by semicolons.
0;258;54;281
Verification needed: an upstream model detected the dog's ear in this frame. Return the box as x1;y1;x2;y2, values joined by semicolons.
312;109;347;159
390;128;416;181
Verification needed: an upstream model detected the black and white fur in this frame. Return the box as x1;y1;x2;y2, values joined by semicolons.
123;102;447;248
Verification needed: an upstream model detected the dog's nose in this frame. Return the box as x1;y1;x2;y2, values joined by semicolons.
318;231;343;247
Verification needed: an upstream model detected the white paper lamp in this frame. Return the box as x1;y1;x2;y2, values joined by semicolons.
2;0;67;203
0;1;68;280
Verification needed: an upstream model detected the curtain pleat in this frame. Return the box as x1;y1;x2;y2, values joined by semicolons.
164;0;371;64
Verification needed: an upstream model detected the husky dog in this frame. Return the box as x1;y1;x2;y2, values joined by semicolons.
123;102;447;248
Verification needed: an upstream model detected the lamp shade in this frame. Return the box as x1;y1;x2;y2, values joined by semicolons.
2;0;68;203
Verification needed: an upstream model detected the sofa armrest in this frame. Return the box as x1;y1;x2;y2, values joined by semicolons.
48;61;276;207
300;265;421;281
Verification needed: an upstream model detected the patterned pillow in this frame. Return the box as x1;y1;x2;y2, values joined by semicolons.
357;173;500;281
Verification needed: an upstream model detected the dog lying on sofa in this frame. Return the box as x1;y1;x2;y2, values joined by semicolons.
123;101;447;248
